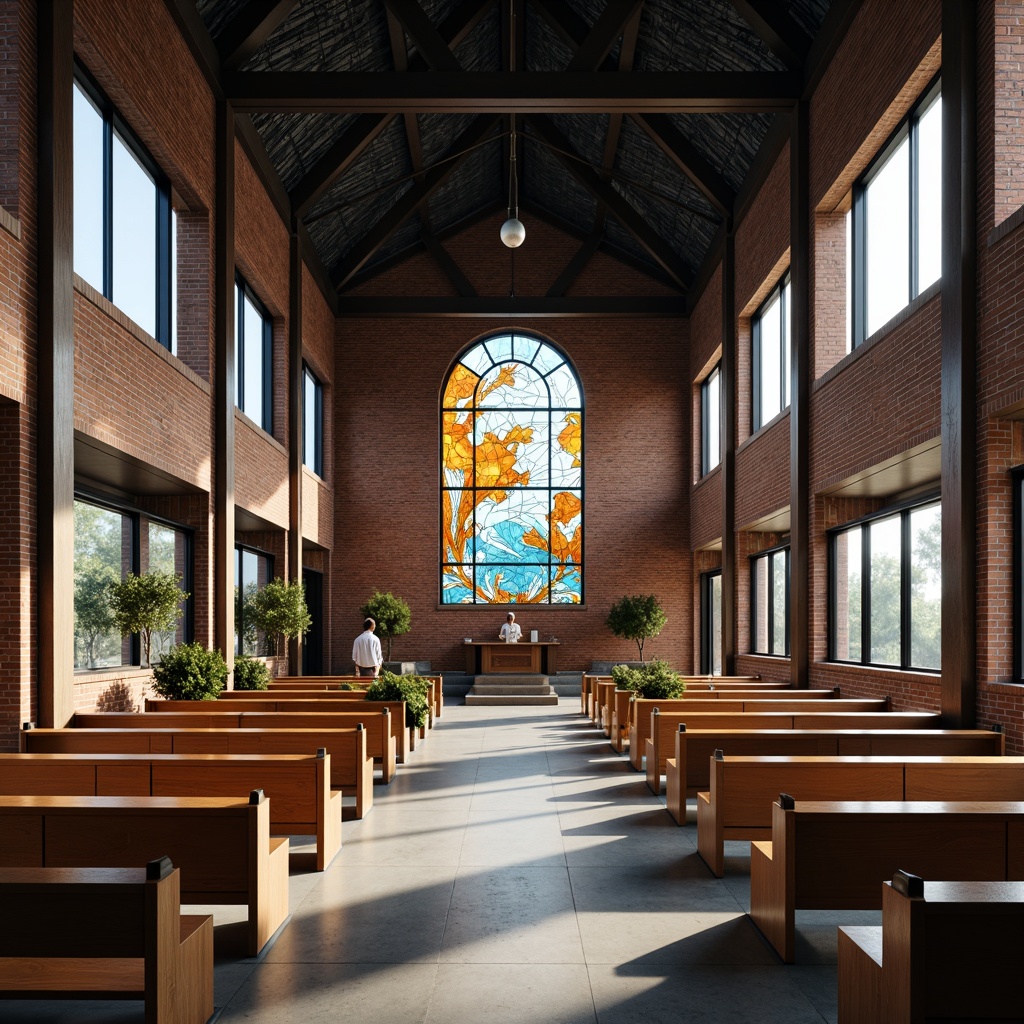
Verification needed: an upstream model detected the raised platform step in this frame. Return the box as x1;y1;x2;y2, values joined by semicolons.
465;693;560;706
466;674;559;705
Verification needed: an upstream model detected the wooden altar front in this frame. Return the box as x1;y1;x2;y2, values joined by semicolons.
463;641;560;675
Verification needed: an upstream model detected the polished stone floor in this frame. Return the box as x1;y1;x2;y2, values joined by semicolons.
7;699;857;1023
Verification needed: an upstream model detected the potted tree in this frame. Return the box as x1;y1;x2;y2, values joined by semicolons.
360;591;420;673
247;578;311;657
107;570;187;668
606;593;667;664
150;642;228;700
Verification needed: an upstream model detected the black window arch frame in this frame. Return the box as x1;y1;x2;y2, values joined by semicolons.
439;331;585;606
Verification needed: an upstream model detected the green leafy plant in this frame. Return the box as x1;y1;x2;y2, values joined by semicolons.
364;670;430;728
232;653;270;691
108;571;187;668
150;642;228;700
246;578;311;656
611;660;684;700
606;594;667;662
359;592;412;663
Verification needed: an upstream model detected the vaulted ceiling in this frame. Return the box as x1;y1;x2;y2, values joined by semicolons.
179;0;850;310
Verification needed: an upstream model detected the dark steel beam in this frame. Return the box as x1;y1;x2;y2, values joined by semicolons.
566;0;644;72
632;113;735;216
940;0;976;726
218;0;299;72
383;0;462;72
37;0;75;727
224;71;802;114
336;295;687;316
789;99;810;689
725;0;810;70
528;114;692;290
331;115;501;290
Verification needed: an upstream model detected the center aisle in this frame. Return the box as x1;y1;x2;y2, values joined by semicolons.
217;699;839;1023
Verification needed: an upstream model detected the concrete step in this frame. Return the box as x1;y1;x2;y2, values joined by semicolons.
464;693;560;706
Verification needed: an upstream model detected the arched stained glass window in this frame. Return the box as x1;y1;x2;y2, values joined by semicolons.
441;333;583;604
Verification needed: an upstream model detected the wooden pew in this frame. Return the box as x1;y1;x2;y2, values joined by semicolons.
748;797;1024;962
838;872;1024;1024
145;696;412;763
23;724;374;819
74;709;398;784
639;703;916;782
664;727;1006;825
271;674;444;721
697;754;1024;876
0;750;342;871
0;791;290;956
0;859;213;1024
607;687;845;754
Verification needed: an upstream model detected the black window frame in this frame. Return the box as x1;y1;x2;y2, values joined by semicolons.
752;273;791;431
700;568;723;675
750;543;791;657
848;76;941;350
73;63;174;350
235;542;275;656
827;495;941;671
235;274;274;434
73;490;195;669
303;363;324;477
701;363;721;477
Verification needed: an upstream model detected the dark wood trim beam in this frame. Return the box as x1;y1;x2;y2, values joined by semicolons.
721;219;737;676
789;99;810;689
384;0;462;71
224;71;803;114
725;0;810;70
940;0;976;727
336;295;687;316
528;114;692;290
215;98;237;673
632;113;735;216
290;114;396;219
566;0;644;72
37;0;75;728
217;0;299;72
331;115;501;290
287;223;303;675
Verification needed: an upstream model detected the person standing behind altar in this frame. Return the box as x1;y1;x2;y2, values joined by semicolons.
353;617;383;676
499;611;522;643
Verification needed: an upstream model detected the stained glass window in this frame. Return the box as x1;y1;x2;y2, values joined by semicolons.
441;334;583;604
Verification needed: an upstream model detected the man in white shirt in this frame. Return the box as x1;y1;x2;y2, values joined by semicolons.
352;618;383;676
499;611;522;643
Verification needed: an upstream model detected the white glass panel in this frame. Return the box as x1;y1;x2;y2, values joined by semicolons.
835;528;862;661
869;516;902;665
866;137;910;335
758;292;782;426
112;132;157;337
73;84;105;292
243;293;266;427
917;95;942;292
705;370;720;473
910;503;941;669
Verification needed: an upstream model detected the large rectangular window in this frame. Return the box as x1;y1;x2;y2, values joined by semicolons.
73;497;192;669
751;545;790;656
829;499;941;670
847;81;941;351
236;544;274;656
701;364;721;476
753;275;790;431
73;71;174;350
235;276;273;432
303;364;323;476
